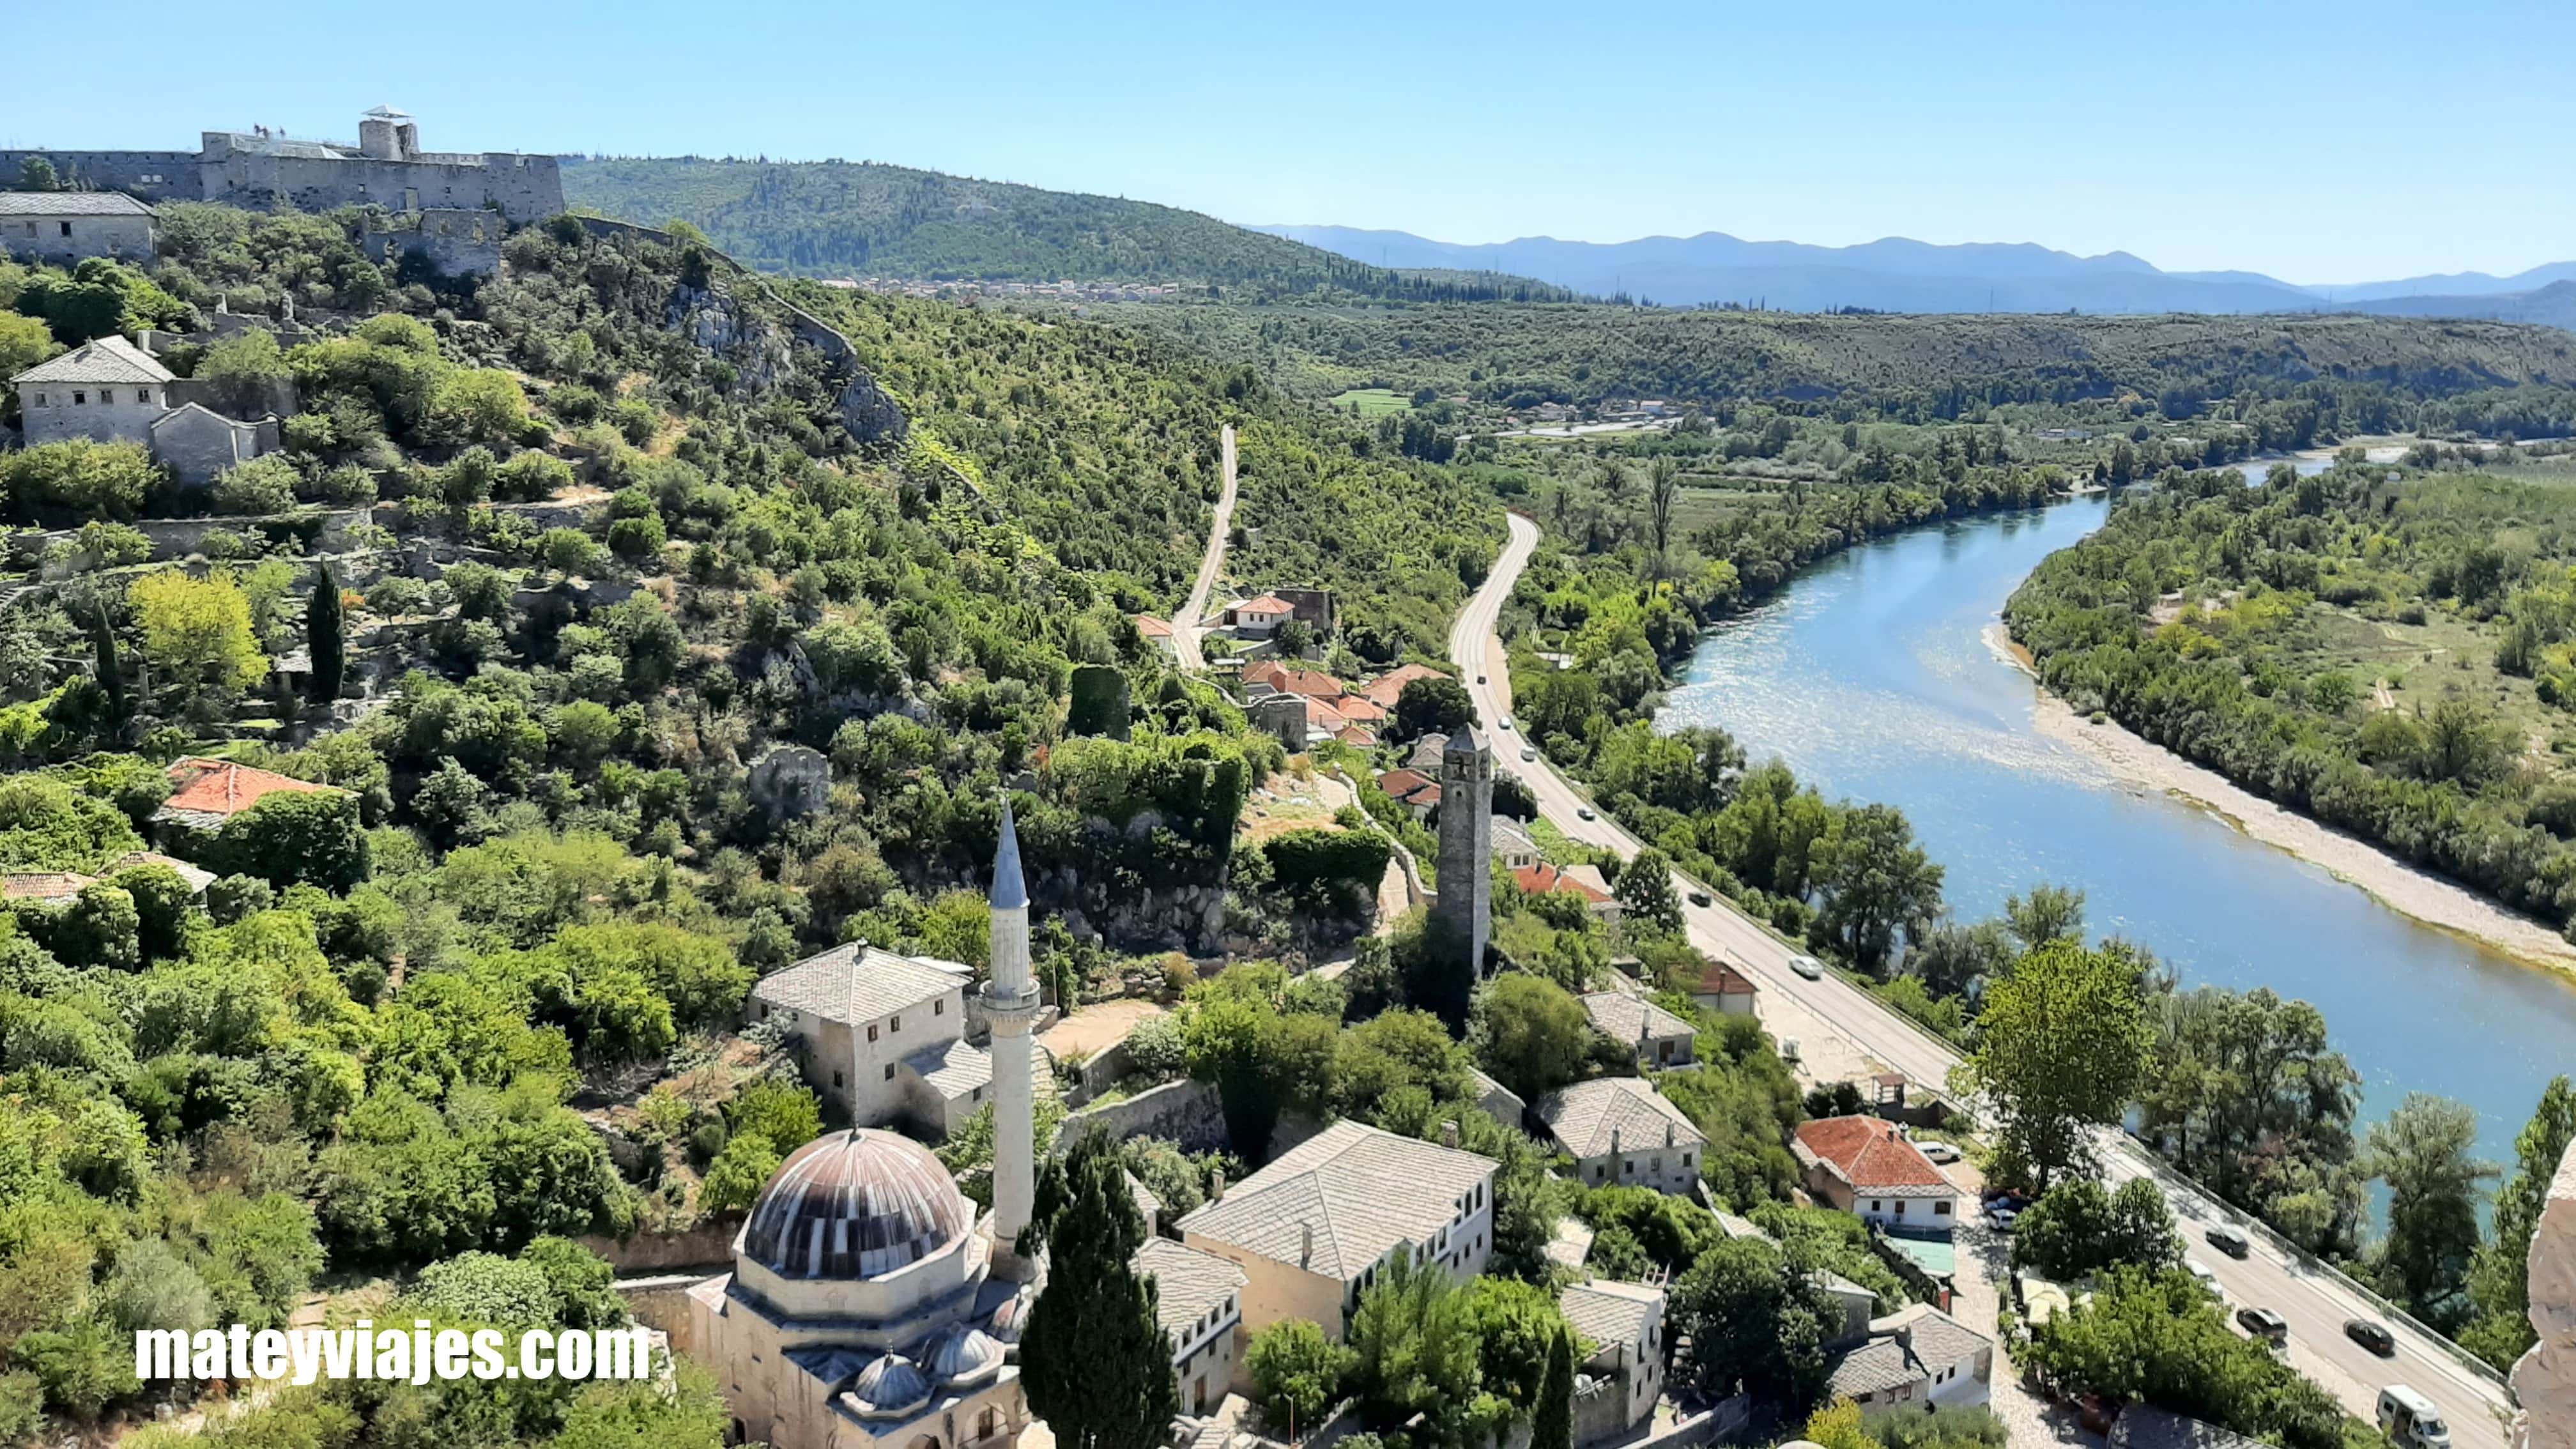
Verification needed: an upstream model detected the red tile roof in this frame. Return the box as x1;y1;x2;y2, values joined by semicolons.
1;872;96;903
160;757;341;821
1361;663;1446;708
1514;862;1609;903
1246;661;1345;700
1335;725;1378;748
1233;595;1294;616
1134;614;1174;638
1333;694;1388;724
1304;695;1350;731
1793;1117;1951;1192
1697;961;1758;997
1376;768;1437;802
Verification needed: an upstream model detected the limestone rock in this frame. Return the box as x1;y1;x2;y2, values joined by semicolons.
747;745;831;820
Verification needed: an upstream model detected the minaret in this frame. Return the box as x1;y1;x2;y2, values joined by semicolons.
985;797;1042;1279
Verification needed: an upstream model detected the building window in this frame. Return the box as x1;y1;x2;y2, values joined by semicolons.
891;1015;901;1032
758;1004;769;1020
934;999;944;1015
868;1023;878;1042
1894;1199;1906;1218
1595;1165;1606;1181
832;1071;843;1088
884;1064;896;1081
31;394;42;407
59;222;72;237
972;1086;983;1102
1651;1156;1662;1174
1623;1160;1634;1176
72;392;85;405
1935;1200;1952;1215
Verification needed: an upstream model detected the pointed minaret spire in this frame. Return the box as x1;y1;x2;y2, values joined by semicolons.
985;791;1040;1278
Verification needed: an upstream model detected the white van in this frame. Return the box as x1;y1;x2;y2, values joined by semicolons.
2377;1386;2451;1449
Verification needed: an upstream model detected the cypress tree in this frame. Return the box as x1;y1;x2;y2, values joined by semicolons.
90;600;125;721
1021;1131;1177;1449
1532;1326;1574;1449
307;562;344;706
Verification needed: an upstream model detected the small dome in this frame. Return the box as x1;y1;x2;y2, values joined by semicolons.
847;1353;931;1419
985;1289;1034;1344
917;1323;1006;1388
742;1129;969;1280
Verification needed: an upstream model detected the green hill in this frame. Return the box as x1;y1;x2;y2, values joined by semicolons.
557;156;1570;302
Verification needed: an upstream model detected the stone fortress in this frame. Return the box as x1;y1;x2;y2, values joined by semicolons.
0;105;564;226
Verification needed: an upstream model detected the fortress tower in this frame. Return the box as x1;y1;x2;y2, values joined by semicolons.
1435;726;1493;975
983;799;1042;1280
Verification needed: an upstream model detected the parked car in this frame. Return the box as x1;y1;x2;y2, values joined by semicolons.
2235;1306;2288;1346
1984;1204;2018;1232
2345;1319;2396;1356
1788;954;1824;980
2377;1386;2451;1449
2205;1223;2252;1259
1915;1140;1960;1163
1687;889;1712;908
2184;1257;2221;1296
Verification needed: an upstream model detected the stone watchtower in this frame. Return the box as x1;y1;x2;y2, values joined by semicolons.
1435;726;1493;974
983;799;1043;1282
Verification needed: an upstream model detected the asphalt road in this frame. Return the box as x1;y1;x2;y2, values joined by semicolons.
1173;423;1238;672
1452;511;2516;1448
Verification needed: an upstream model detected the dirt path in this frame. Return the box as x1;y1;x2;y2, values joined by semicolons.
1174;424;1238;671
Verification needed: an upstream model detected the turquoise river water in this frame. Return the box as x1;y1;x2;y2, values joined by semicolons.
1658;493;2576;1164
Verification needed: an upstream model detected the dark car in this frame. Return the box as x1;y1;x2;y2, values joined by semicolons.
2235;1306;2288;1346
1687;890;1712;907
2343;1318;2396;1356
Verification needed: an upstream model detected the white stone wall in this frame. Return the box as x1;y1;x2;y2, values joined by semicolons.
751;982;967;1130
1572;1146;1701;1197
17;381;169;445
2513;1137;2576;1449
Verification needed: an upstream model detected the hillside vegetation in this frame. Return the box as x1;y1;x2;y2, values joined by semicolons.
559;157;1568;302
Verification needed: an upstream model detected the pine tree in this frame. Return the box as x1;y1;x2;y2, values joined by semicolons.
307;562;344;706
1021;1131;1177;1449
1531;1326;1574;1449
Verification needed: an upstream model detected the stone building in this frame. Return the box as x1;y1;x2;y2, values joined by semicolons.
10;336;278;484
1133;1238;1248;1416
0;191;155;266
1537;1077;1706;1195
1791;1117;1958;1236
1434;727;1492;975
0;105;565;225
1175;1120;1496;1340
686;810;1044;1449
1557;1278;1667;1444
1579;992;1696;1071
747;942;1021;1142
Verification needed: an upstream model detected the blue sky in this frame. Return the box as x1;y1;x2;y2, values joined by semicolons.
4;0;2567;284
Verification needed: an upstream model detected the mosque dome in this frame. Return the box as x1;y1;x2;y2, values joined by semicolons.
847;1353;933;1419
917;1323;1007;1388
985;1288;1034;1346
741;1129;970;1281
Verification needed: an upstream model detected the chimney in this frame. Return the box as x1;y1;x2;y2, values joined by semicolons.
1300;1221;1314;1269
1208;1163;1226;1202
1439;1120;1460;1150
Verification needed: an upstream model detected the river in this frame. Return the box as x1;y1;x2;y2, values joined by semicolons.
1657;493;2576;1165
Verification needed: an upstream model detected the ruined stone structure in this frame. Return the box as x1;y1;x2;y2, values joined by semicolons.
0;106;564;225
1434;726;1493;974
2513;1135;2576;1449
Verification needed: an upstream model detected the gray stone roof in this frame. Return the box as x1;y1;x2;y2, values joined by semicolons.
905;1038;992;1102
1825;1304;1989;1400
1558;1278;1662;1357
1537;1077;1705;1161
2109;1407;2269;1449
1177;1119;1494;1280
753;942;968;1025
12;334;173;386
1134;1237;1246;1343
1579;992;1695;1046
0;191;153;217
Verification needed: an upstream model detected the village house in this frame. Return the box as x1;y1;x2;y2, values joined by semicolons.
1221;595;1297;637
1375;767;1440;822
0;191;156;266
1513;861;1619;922
1133;1238;1248;1417
152;756;346;834
1792;1116;1958;1236
1241;660;1344;701
1556;1278;1668;1443
1;873;95;907
1175;1120;1495;1340
1361;663;1446;710
1579;992;1696;1070
747;941;1040;1140
12;336;278;484
1492;818;1541;873
1691;960;1759;1017
1134;615;1178;659
1823;1303;1993;1409
1537;1077;1706;1195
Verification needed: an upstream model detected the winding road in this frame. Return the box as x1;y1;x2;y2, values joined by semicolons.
1452;512;2516;1448
1174;423;1239;672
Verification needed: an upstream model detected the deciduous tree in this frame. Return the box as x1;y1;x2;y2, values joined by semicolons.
1954;939;2149;1192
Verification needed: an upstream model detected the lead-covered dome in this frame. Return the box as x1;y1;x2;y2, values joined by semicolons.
742;1128;969;1281
847;1353;931;1419
917;1322;1006;1388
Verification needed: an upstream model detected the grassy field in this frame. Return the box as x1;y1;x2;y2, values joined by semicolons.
1328;387;1415;419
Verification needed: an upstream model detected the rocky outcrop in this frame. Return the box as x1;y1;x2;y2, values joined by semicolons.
2515;1137;2576;1449
747;744;832;820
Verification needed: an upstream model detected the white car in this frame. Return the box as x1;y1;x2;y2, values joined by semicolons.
1985;1204;2018;1232
2185;1257;2221;1297
1498;716;1514;730
1788;954;1824;980
1520;747;1537;762
1915;1140;1960;1164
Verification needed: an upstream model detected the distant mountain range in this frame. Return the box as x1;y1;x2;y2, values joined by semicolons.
1251;224;2576;323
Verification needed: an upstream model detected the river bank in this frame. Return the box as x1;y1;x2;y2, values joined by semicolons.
1988;621;2576;981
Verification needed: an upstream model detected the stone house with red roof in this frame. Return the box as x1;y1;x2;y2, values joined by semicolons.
1792;1116;1958;1236
151;756;346;833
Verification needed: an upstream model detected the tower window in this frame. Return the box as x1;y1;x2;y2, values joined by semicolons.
832;1071;843;1088
884;1064;895;1081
